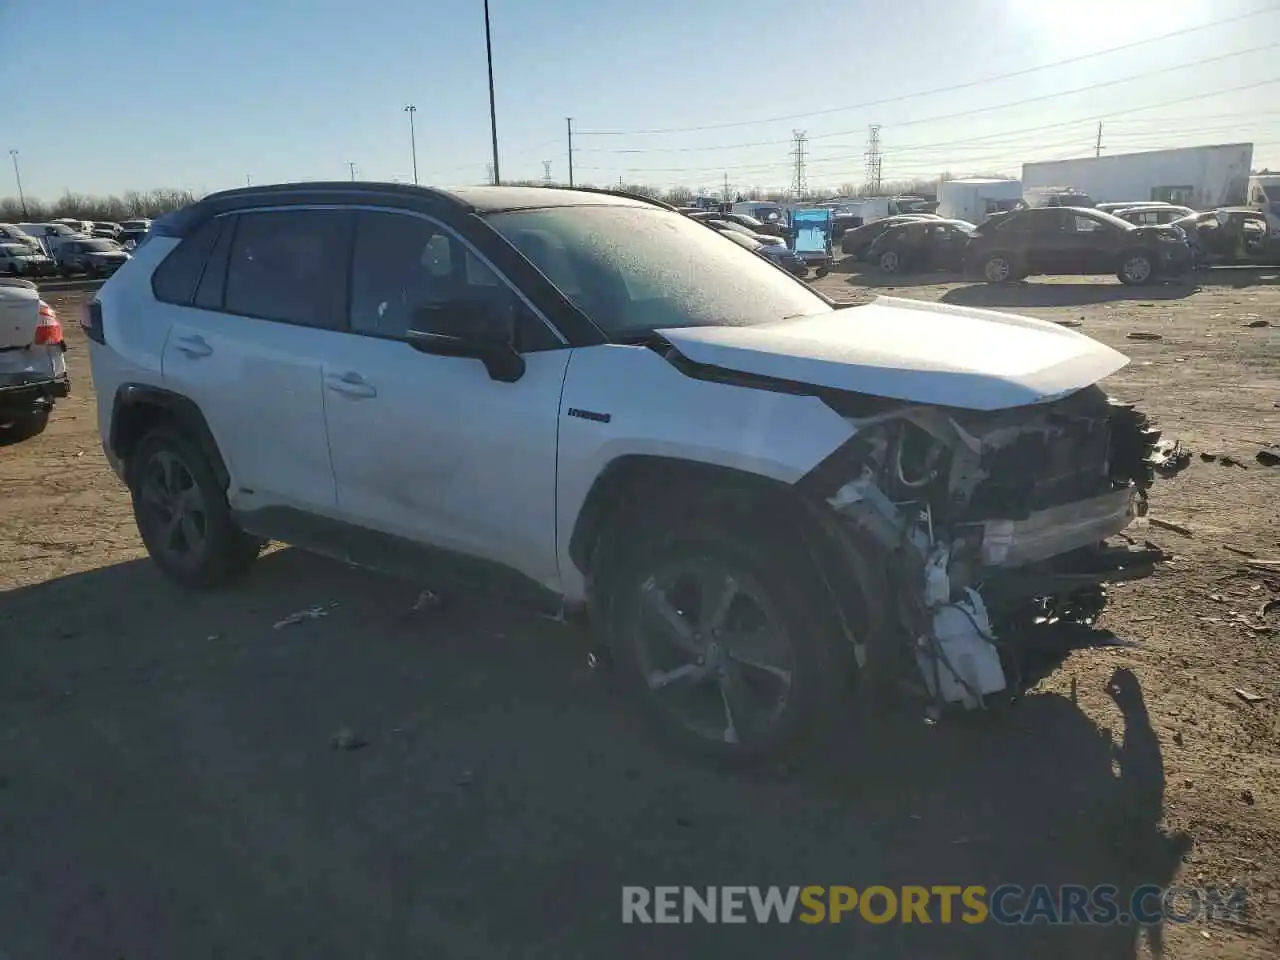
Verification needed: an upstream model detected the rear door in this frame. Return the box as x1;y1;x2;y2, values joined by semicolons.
159;208;349;513
1065;212;1118;273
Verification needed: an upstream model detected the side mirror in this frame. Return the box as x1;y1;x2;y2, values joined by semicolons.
406;301;525;383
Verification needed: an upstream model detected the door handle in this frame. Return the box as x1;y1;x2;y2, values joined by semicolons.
174;334;213;358
325;371;377;399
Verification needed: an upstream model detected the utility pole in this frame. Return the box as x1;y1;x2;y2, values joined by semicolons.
1095;122;1104;159
246;174;252;187
8;150;27;217
482;0;501;185
566;117;575;188
486;164;495;186
790;130;808;199
864;124;883;195
723;172;730;202
348;161;357;181
542;160;552;185
404;104;419;185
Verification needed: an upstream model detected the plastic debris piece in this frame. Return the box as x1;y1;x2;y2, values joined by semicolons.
330;727;369;750
1234;688;1266;704
273;605;330;629
1149;517;1192;537
1127;332;1163;340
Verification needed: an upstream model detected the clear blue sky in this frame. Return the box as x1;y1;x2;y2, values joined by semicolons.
3;0;1279;201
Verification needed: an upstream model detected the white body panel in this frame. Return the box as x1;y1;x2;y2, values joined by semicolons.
657;297;1129;411
555;344;856;601
1022;143;1253;209
0;282;40;348
161;310;338;513
936;178;1023;223
320;340;569;593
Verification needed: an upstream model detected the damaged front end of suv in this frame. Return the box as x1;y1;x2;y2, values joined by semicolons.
799;385;1167;711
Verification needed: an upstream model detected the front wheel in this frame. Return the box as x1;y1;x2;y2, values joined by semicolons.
1118;251;1155;285
981;253;1016;283
128;428;265;588
878;249;901;273
602;525;847;766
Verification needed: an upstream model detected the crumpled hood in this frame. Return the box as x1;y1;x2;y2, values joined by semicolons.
657;295;1130;411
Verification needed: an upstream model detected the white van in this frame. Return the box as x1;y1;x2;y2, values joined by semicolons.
1246;175;1280;237
731;201;787;227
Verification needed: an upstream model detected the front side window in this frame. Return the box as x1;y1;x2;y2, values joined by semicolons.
224;209;349;329
486;204;829;339
348;211;556;350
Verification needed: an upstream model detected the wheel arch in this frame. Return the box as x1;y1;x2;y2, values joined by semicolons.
569;453;891;658
110;384;230;491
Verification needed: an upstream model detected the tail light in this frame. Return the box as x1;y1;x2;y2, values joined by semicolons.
81;299;105;344
34;301;64;346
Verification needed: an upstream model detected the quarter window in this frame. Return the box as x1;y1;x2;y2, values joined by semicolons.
151;216;225;305
223;210;349;329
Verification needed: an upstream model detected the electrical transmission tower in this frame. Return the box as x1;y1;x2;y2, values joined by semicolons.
864;124;883;195
542;160;552;184
790;130;808;198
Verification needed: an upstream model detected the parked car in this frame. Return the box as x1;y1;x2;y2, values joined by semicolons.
0;278;68;442
93;221;122;237
86;182;1168;763
0;223;43;252
840;214;935;258
1173;209;1277;266
717;228;814;277
55;238;131;278
119;218;152;232
1094;201;1164;214
0;243;56;277
966;207;1193;284
714;211;785;238
706;218;787;247
867;219;976;273
118;228;149;251
1112;205;1195;227
16;222;86;256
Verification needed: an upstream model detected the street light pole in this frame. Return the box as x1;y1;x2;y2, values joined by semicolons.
348;161;357;181
9;150;28;218
483;0;500;185
404;105;419;185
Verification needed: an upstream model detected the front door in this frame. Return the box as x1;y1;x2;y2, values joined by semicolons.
320;210;568;593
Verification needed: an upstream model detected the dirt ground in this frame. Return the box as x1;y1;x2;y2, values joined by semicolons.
1;266;1278;959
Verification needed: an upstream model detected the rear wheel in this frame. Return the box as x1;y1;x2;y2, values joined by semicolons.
601;522;849;766
1118;250;1155;285
0;409;50;443
128;428;264;588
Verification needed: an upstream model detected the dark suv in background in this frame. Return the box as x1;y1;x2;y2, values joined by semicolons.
965;207;1193;285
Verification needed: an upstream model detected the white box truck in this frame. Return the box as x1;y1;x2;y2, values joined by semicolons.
936;178;1023;224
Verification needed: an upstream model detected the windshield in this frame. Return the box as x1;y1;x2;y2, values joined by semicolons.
81;239;121;252
486;205;829;338
46;224;77;236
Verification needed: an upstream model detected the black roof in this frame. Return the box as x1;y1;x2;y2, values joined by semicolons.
155;182;674;238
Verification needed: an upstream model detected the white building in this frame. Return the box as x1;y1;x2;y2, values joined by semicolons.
1022;143;1253;209
936;178;1023;224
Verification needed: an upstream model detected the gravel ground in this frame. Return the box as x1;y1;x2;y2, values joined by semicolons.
1;266;1278;959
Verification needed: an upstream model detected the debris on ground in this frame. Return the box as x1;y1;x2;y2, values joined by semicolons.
1219;455;1249;469
1235;688;1267;704
1054;318;1083;327
456;768;475;786
1149;440;1191;475
330;726;369;750
1243;319;1271;328
1173;731;1184;746
1201;452;1219;462
411;589;443;612
1149;517;1193;537
1257;446;1280;467
1241;789;1256;805
273;605;331;629
1223;545;1257;558
1127;331;1164;340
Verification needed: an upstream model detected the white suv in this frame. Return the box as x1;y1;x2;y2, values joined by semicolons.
86;183;1166;762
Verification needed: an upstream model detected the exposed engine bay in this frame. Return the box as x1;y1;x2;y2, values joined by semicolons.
804;385;1170;713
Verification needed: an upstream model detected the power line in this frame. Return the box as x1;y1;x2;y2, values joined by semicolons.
574;43;1280;156
575;4;1280;136
573;76;1280;176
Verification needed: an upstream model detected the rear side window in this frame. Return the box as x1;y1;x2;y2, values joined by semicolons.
194;215;236;310
151;217;225;305
223;210;350;329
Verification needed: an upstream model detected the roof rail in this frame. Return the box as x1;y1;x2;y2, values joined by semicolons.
560;186;677;211
198;180;474;214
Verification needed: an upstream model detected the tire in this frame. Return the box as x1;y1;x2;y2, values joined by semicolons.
1118;250;1155;285
0;408;50;443
127;427;264;588
878;249;901;273
600;520;850;766
981;253;1015;283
